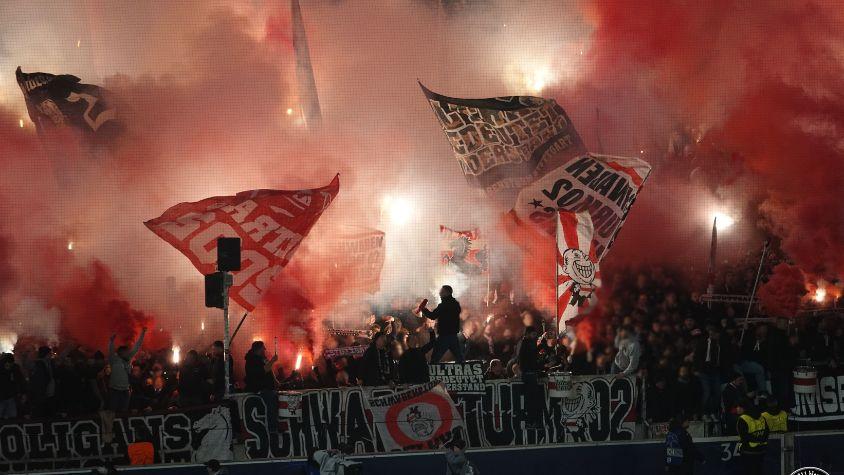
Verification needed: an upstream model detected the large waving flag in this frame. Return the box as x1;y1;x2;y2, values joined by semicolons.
16;67;121;144
556;210;601;331
145;175;339;311
515;153;651;261
420;83;586;204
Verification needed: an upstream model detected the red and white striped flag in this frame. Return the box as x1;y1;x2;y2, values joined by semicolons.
556;210;601;331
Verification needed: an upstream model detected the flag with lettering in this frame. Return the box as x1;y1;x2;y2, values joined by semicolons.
439;225;488;274
421;83;586;203
556;210;601;331
366;381;464;452
16;67;121;143
332;228;385;293
145;175;339;311
514;153;651;260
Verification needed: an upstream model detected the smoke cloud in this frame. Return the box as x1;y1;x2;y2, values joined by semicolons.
0;0;841;365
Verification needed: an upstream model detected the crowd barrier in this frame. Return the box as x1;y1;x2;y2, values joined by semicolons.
15;434;844;475
2;370;844;473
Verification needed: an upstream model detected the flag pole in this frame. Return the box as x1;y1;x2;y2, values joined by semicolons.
707;217;717;310
486;245;491;308
229;311;250;345
739;240;770;345
554;212;560;332
222;272;233;398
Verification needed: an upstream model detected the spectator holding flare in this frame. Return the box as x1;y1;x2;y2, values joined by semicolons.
419;285;465;363
108;327;147;413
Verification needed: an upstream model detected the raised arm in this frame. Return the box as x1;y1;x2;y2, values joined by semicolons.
108;334;116;355
128;327;147;358
421;304;441;320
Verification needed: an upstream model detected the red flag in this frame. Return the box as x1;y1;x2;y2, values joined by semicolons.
556;210;601;331
145;175;339;311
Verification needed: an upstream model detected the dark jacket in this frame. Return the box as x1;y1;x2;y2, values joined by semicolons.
244;351;276;392
178;362;209;404
362;341;392;386
693;337;723;374
422;296;462;336
399;336;436;385
665;426;703;470
0;361;25;400
29;358;55;400
517;335;540;373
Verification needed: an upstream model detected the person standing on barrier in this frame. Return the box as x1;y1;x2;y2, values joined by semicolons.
665;416;704;475
517;326;544;430
107;327;147;413
244;341;278;434
419;285;464;363
736;399;769;475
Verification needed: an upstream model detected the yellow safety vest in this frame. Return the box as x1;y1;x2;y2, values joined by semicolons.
762;411;788;433
739;414;769;448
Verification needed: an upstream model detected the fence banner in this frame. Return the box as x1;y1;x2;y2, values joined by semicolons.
232;374;638;459
791;366;844;430
0;404;233;472
429;361;485;394
366;382;463;451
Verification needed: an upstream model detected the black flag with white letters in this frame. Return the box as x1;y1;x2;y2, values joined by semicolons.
421;82;586;204
16;67;121;144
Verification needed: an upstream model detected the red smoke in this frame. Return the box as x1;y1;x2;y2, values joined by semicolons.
1;1;841;354
756;263;807;318
51;260;170;350
565;0;844;301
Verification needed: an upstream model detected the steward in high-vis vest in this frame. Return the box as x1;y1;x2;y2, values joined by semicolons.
737;400;769;475
761;398;789;433
665;416;704;474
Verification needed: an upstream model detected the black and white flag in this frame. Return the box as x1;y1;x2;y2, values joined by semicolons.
16;67;121;144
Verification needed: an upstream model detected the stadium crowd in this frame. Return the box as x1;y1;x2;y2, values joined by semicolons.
1;255;842;436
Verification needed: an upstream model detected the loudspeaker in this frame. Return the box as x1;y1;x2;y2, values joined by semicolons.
205;272;226;309
217;237;241;271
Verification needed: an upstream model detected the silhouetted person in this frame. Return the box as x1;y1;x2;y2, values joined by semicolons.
420;285;464;363
244;341;278;433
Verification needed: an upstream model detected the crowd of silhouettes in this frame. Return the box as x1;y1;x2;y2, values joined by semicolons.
1;253;842;428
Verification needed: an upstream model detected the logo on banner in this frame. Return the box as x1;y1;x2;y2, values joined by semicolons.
556;211;601;329
515;154;651;260
561;382;600;442
367;382;464;451
406;406;436;438
192;406;233;463
791;468;830;475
